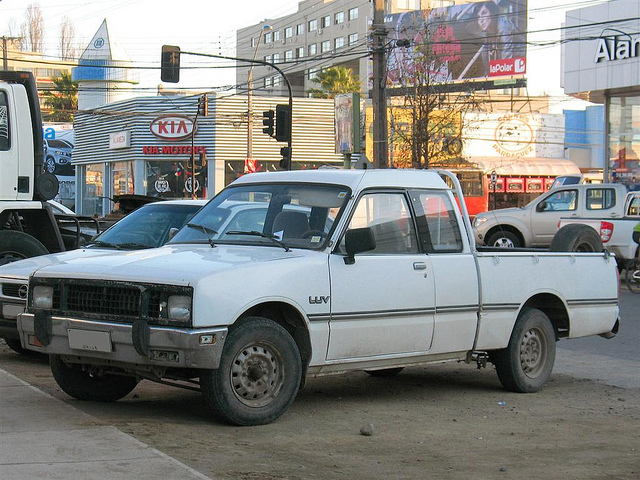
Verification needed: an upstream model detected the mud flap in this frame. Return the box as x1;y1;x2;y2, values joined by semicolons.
132;319;150;357
34;310;52;345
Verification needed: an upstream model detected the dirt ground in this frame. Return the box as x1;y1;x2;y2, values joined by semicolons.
1;341;638;480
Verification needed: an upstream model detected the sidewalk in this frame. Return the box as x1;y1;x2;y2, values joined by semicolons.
0;368;212;480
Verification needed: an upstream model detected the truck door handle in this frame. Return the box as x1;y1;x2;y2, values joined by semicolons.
413;262;427;270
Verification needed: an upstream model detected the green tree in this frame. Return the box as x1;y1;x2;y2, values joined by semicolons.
308;66;360;99
42;72;78;122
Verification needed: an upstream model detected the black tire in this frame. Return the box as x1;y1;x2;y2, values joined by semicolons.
50;355;138;402
200;317;302;426
4;337;38;356
549;224;603;252
492;308;556;393
0;230;49;266
365;367;404;377
486;230;521;248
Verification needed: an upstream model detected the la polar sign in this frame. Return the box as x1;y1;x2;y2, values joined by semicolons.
150;114;196;141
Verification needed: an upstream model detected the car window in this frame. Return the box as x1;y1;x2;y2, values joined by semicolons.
340;192;418;255
410;190;463;253
586;188;616;210
94;204;201;248
540;190;578;212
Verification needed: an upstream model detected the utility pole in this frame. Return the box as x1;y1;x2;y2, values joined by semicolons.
246;25;272;172
372;0;388;169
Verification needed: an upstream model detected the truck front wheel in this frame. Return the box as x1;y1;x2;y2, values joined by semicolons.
486;230;521;248
50;355;138;402
0;230;49;266
492;308;556;393
201;317;302;426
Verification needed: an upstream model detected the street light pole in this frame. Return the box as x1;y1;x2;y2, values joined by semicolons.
247;25;272;171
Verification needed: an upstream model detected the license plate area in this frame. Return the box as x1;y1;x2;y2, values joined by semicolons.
68;329;112;353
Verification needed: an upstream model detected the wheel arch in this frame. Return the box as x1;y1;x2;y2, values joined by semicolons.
521;293;569;339
233;301;312;377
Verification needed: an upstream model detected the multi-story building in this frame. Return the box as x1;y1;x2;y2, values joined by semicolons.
236;0;432;97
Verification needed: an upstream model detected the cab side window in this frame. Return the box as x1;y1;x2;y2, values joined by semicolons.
540;190;578;211
409;190;463;253
344;192;418;254
0;91;9;151
586;188;616;210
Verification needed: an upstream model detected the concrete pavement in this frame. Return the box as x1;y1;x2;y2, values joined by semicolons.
0;368;212;480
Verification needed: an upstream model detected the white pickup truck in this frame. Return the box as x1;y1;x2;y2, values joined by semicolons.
474;183;631;248
557;191;640;269
17;169;620;426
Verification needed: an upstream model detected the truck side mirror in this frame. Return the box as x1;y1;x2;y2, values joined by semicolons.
536;201;547;212
168;227;179;242
344;227;376;265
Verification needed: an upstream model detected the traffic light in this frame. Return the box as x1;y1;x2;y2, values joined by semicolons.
262;110;275;137
275;104;291;143
161;45;181;83
279;146;291;170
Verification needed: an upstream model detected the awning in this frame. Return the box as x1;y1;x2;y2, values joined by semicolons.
469;157;581;177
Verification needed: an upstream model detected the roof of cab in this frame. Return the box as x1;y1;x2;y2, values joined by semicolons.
229;169;449;191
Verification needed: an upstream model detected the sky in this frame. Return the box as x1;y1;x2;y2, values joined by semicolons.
0;0;604;112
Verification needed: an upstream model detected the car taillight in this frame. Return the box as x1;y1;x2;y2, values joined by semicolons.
600;221;614;242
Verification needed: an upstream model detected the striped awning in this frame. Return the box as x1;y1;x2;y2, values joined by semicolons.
469;157;582;176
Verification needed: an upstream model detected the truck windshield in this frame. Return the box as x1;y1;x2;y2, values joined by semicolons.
169;183;350;249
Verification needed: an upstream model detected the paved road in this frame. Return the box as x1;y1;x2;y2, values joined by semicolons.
555;289;640;388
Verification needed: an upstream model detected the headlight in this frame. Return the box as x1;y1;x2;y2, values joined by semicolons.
473;217;488;228
168;295;191;321
32;286;54;309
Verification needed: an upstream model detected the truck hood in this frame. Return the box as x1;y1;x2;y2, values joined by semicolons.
0;248;121;281
29;244;309;286
476;207;526;221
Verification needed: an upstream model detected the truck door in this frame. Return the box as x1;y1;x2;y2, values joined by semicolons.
327;190;435;361
0;88;19;200
408;189;479;354
530;187;582;245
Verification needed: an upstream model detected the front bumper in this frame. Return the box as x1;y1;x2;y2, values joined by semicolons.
17;313;227;370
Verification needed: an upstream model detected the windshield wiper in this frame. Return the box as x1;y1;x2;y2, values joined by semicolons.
86;240;124;250
225;230;290;252
186;222;217;247
116;242;154;250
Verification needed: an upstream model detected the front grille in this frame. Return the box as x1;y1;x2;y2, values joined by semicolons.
1;283;26;299
29;279;192;327
66;284;141;316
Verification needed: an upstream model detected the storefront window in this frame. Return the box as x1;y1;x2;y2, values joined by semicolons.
82;164;103;216
146;160;207;199
112;161;134;197
609;95;640;188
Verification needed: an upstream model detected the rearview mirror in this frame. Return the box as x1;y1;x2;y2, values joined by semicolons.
536;201;547;212
344;227;376;264
168;227;179;241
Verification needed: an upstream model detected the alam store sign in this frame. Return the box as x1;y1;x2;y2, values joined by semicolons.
143;114;207;155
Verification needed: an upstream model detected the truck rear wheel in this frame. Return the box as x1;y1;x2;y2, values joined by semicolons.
486;230;521;248
50;355;138;402
0;230;49;266
549;224;603;252
200;317;302;426
492;308;556;393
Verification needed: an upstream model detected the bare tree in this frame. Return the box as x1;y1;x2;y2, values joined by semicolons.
59;16;76;60
19;4;45;52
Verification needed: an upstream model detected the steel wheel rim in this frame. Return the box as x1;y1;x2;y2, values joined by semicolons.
519;327;547;378
230;341;285;408
494;237;515;248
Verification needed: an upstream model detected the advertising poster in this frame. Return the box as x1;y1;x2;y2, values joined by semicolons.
386;0;527;87
43;123;75;209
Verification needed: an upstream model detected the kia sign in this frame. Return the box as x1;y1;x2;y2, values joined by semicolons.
150;114;196;141
386;0;527;86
